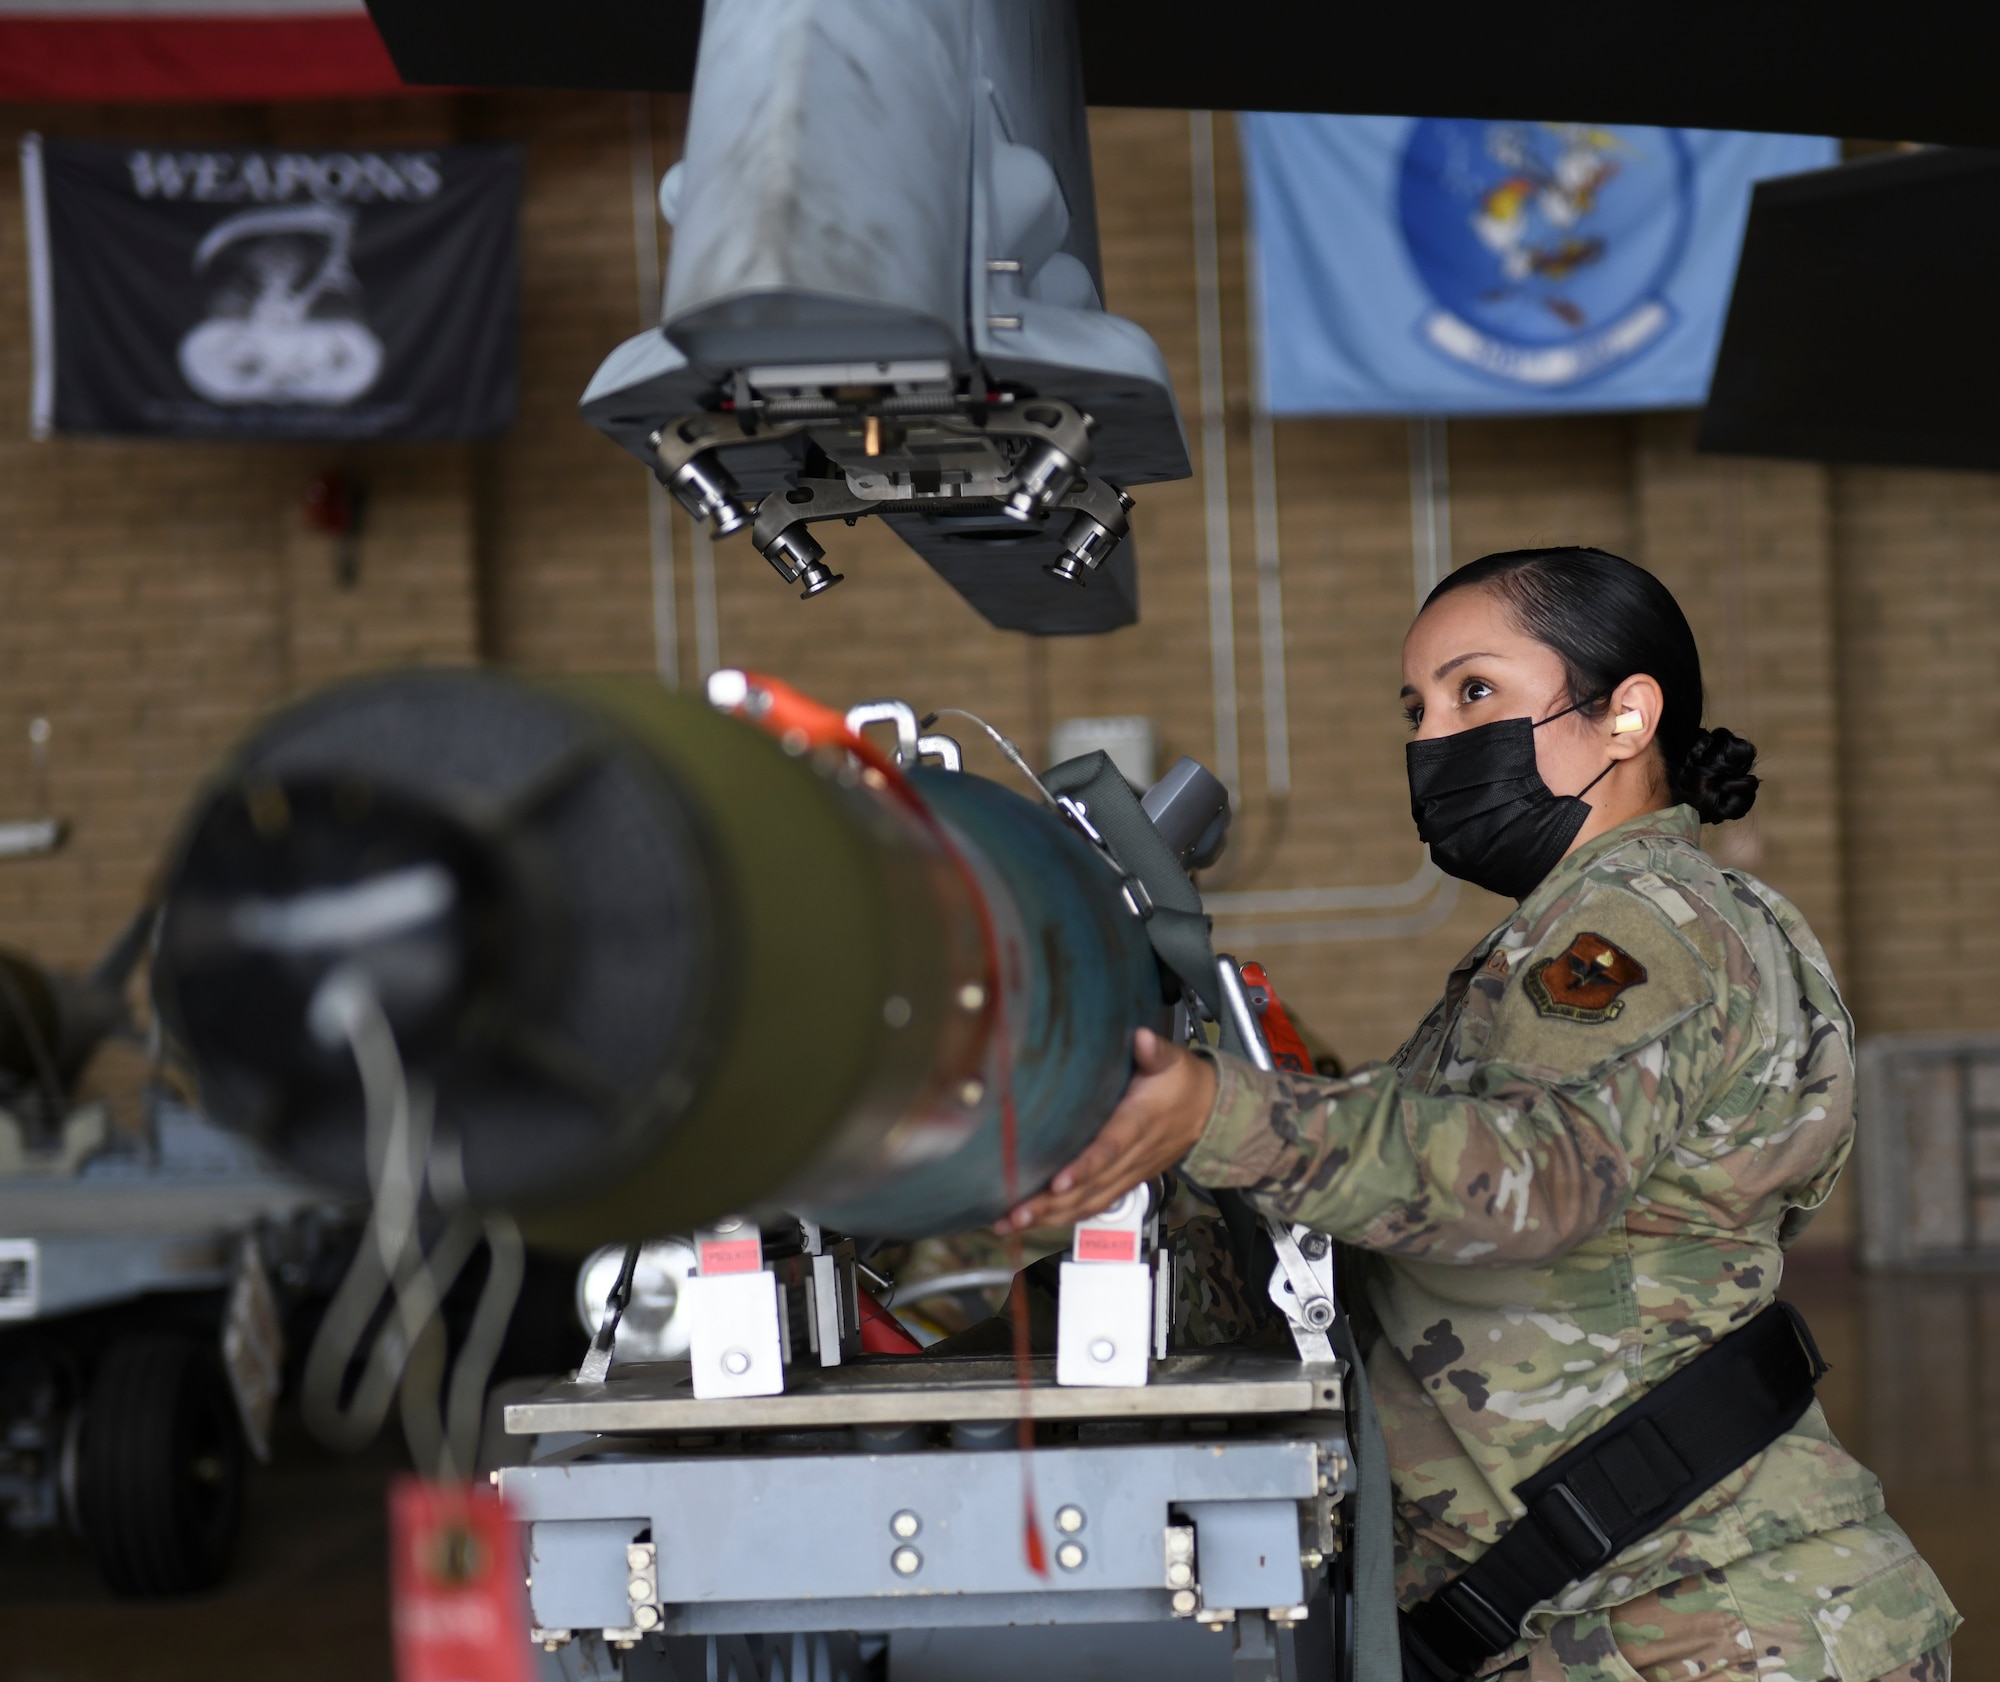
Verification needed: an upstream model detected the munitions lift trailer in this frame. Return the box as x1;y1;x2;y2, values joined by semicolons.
503;1244;1353;1682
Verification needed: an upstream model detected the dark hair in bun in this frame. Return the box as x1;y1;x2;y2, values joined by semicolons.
1424;546;1759;826
1678;726;1759;824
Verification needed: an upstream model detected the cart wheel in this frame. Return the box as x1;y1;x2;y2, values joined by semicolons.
75;1331;246;1596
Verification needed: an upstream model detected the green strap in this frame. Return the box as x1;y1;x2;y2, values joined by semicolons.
1334;1316;1404;1680
1041;751;1235;1040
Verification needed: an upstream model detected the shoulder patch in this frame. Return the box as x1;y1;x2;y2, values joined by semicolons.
1523;933;1647;1023
1480;884;1715;1081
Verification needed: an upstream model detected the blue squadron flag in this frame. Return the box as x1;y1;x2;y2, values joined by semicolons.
1240;116;1836;415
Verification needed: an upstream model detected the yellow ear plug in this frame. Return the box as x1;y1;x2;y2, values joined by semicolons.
1612;710;1645;734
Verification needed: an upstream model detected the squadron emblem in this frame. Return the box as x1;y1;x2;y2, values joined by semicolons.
1524;932;1647;1023
1397;119;1692;390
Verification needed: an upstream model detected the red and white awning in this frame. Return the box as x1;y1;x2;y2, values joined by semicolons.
0;0;406;102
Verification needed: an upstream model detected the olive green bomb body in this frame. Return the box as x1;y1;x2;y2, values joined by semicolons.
154;671;1161;1248
553;677;991;1247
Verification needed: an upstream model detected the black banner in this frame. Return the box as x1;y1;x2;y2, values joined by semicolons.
23;137;520;440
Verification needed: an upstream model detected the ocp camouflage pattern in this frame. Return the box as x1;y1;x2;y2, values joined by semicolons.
1516;1519;1955;1682
1183;806;1959;1677
1164;1212;1289;1350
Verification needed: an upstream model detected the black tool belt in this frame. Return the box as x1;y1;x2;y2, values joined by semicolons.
1399;1301;1828;1682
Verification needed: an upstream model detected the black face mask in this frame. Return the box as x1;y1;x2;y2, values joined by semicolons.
1405;705;1614;901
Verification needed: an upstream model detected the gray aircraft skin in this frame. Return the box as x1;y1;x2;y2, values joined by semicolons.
579;0;1189;635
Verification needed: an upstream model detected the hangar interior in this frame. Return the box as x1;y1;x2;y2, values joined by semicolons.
0;7;1996;1681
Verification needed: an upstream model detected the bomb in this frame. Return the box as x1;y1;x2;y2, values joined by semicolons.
152;670;1166;1248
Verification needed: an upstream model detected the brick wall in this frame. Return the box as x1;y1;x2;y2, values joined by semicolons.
0;93;1989;1251
1834;467;2000;1035
474;92;675;679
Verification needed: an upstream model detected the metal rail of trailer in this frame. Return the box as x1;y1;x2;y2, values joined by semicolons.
500;1302;1356;1681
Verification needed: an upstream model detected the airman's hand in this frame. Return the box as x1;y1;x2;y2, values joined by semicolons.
996;1027;1216;1232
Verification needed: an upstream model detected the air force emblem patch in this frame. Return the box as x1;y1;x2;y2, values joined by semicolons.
1524;932;1647;1023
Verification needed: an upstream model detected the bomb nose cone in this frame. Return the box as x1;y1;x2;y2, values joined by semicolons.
155;670;726;1210
161;777;504;1084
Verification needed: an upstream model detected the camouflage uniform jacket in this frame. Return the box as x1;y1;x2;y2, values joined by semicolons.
1184;806;1959;1676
